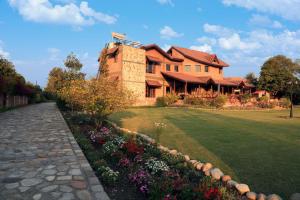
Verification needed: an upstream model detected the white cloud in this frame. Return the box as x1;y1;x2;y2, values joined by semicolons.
48;47;60;60
160;26;183;40
190;44;213;53
0;40;10;58
157;0;174;6
222;0;300;21
203;23;234;37
218;33;261;50
196;36;217;45
8;0;117;26
249;14;283;29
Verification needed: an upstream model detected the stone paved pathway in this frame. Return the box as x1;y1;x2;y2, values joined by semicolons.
0;103;110;200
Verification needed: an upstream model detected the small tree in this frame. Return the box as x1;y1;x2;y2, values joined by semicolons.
64;52;83;71
245;72;258;86
45;67;65;96
59;77;135;128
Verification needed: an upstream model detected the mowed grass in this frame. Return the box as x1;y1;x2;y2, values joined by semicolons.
109;107;300;198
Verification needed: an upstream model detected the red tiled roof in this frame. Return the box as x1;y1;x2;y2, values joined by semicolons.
212;79;238;86
161;71;212;84
169;46;229;67
146;80;162;87
141;44;183;62
146;55;161;63
224;77;255;88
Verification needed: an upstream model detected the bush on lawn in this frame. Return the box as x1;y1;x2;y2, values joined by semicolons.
279;98;291;108
183;96;207;106
156;93;178;107
210;95;228;108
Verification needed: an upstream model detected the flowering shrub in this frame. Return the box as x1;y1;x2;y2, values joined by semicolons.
145;158;170;175
128;169;151;194
102;141;119;155
204;187;221;200
98;166;119;185
122;139;144;156
112;135;126;146
118;157;130;167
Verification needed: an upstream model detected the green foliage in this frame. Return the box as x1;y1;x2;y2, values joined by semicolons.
161;152;185;166
184;96;207;106
64;52;83;71
258;55;299;97
156;93;178;107
279;98;291;108
240;94;251;105
98;166;119;185
210;95;227;108
245;72;258;86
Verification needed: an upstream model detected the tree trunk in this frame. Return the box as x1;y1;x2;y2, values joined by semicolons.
290;93;293;118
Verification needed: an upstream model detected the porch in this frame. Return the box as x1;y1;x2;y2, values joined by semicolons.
161;71;254;99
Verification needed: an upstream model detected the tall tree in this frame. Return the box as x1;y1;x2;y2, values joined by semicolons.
258;55;300;118
245;72;258;86
258;55;298;96
45;67;65;96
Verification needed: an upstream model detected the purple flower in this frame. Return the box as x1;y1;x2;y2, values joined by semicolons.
139;185;149;194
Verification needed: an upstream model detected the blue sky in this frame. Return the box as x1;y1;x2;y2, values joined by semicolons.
1;0;300;87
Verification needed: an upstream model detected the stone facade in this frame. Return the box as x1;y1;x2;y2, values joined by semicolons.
121;45;146;105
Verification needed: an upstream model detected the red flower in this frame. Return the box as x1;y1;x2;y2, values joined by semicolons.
204;187;221;200
123;139;144;155
97;138;106;145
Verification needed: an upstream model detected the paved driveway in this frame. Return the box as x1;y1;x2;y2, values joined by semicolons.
0;103;109;200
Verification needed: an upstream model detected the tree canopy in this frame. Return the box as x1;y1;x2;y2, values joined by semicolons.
245;72;258;86
64;52;83;71
258;55;300;97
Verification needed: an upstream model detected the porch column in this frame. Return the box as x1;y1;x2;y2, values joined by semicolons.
217;83;221;94
173;80;176;93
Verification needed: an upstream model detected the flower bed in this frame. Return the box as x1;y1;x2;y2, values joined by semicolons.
64;112;243;200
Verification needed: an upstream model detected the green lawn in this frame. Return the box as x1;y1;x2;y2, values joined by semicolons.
109;107;300;198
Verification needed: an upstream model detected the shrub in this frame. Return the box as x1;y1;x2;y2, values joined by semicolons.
210;95;227;108
102;141;119;155
161;152;185;166
184;96;207;106
279;98;291;108
145;158;169;175
239;94;251;105
98;166;119;185
156;93;178;107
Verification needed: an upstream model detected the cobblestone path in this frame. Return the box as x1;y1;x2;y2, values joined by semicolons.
0;103;110;200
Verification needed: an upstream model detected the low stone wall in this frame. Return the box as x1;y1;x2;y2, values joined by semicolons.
106;120;289;200
0;94;28;108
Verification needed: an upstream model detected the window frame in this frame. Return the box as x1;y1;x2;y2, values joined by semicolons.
195;65;201;72
174;65;179;72
146;62;155;74
166;64;171;71
205;65;209;73
146;85;156;98
184;65;191;72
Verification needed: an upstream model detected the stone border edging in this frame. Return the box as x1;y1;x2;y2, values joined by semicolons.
106;120;284;200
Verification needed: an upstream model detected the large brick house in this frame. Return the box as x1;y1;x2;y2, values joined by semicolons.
101;42;254;105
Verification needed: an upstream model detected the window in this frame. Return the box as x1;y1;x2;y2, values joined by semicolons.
184;65;191;72
219;68;223;74
146;85;156;97
146;62;155;73
166;64;171;71
174;65;179;72
195;65;201;72
205;65;209;72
